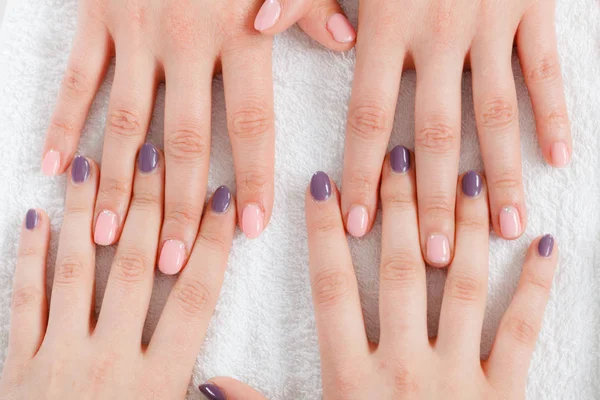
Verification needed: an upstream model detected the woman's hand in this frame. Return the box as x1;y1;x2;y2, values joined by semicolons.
41;0;355;275
1;145;259;399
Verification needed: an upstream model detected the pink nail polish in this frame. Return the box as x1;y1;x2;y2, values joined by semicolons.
551;142;570;167
326;13;356;44
499;206;522;239
347;205;368;238
159;240;186;275
242;204;264;239
427;234;450;265
94;210;118;246
42;150;61;176
254;0;281;31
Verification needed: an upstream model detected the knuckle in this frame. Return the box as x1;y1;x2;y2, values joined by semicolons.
229;102;273;141
479;98;517;130
98;177;132;202
131;191;161;213
392;362;420;395
457;216;488;234
113;248;150;284
196;228;229;254
347;171;377;196
546;109;570;130
87;352;117;387
311;268;353;308
381;185;415;211
489;170;522;191
54;254;87;286
63;65;91;95
504;312;538;347
238;167;270;194
166;126;208;165
415;120;457;154
107;107;144;140
421;193;454;220
380;253;422;288
165;7;197;49
306;214;340;238
527;55;561;84
331;371;361;398
172;278;213;317
165;201;202;228
524;272;553;294
11;286;43;314
347;102;392;141
17;246;38;262
124;1;147;29
47;118;77;143
446;271;483;303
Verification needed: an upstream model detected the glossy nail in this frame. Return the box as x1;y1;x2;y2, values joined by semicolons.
462;170;482;197
551;142;570;167
71;155;90;184
538;234;555;258
138;143;159;174
254;0;281;31
42;150;60;176
326;13;356;44
242;204;264;239
159;240;186;275
310;171;332;202
347;205;368;238
25;209;38;230
199;383;226;400
212;186;232;214
390;145;411;173
94;210;118;246
427;234;450;265
499;206;522;239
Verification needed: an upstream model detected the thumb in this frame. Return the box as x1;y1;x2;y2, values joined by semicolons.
254;0;356;51
199;377;267;400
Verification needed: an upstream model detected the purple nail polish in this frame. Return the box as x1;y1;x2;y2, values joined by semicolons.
212;186;232;213
538;234;554;258
71;156;90;184
25;209;38;230
138;143;159;174
390;145;411;173
199;383;226;400
462;170;482;197
310;171;332;202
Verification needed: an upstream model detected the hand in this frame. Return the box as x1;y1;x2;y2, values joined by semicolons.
41;0;354;276
1;146;257;399
303;146;558;399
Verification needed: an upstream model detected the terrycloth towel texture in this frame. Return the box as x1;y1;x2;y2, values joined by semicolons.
0;0;599;398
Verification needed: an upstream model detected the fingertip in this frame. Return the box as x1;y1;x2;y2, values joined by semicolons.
41;149;62;177
254;0;283;32
549;141;571;168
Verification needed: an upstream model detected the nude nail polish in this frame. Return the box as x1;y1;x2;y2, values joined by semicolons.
254;0;281;31
427;234;450;265
25;209;38;230
326;13;356;44
538;234;555;258
94;210;118;246
159;240;186;275
242;204;264;239
499;206;522;239
42;150;60;176
347;205;368;238
551;142;570;167
199;383;226;400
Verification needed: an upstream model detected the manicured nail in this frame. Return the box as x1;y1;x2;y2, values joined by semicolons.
242;204;264;239
390;145;411;173
326;13;356;44
427;234;450;265
138;143;159;174
159;240;186;275
254;0;281;31
42;150;60;176
310;171;332;202
551;142;570;167
212;186;232;214
462;170;482;197
94;210;118;246
499;206;522;239
538;234;555;258
199;383;226;400
71;155;90;184
347;205;368;238
25;209;39;230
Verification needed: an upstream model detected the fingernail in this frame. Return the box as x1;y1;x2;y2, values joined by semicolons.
347;205;368;238
499;206;522;239
551;142;570;167
94;210;118;246
538;234;555;258
25;209;39;230
199;383;226;400
138;143;159;174
212;186;232;214
461;170;482;197
427;234;450;265
326;13;356;44
71;155;91;184
242;204;264;239
42;150;61;176
310;171;332;202
254;0;281;31
159;240;186;275
390;145;411;173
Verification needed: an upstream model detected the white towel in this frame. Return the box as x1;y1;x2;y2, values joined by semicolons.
0;0;598;398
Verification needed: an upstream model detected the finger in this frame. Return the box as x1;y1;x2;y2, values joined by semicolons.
221;36;274;239
148;186;235;388
436;171;489;361
517;0;571;167
305;172;369;380
93;46;157;246
378;146;428;352
42;9;111;176
486;235;558;395
413;54;463;267
46;156;98;340
199;378;267;400
95;143;164;347
471;29;526;240
342;13;405;238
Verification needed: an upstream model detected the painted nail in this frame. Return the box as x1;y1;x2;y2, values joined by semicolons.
254;0;281;31
71;155;90;184
310;171;332;202
159;240;186;275
25;209;39;230
94;210;118;246
42;150;60;176
347;205;368;238
138;143;159;174
427;234;450;265
390;145;411;173
499;206;522;239
212;186;232;214
199;383;226;400
242;204;264;239
462;170;482;197
538;234;555;258
326;13;356;44
551;142;569;167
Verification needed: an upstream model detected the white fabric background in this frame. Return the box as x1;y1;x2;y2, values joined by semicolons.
0;0;598;399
